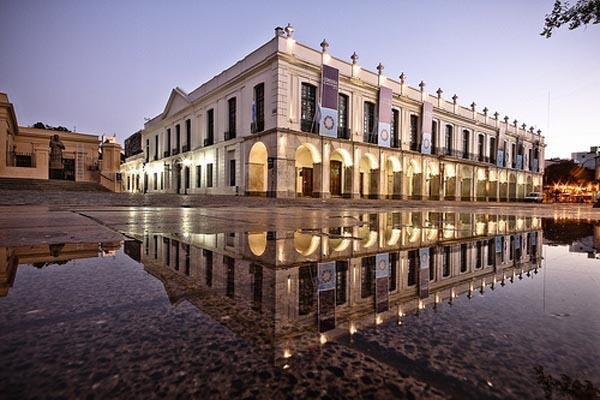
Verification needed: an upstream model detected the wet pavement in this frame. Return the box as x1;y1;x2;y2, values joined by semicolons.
0;206;599;399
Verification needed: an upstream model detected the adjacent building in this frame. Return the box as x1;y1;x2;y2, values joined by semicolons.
0;92;123;191
120;26;545;201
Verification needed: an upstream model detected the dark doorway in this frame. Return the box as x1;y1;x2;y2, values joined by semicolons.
359;172;364;197
176;164;182;194
300;167;313;197
330;160;342;196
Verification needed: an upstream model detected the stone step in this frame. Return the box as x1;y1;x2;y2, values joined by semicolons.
0;178;111;192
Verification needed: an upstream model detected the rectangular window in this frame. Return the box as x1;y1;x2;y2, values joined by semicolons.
196;165;202;188
431;120;438;154
489;137;497;164
476;241;483;268
338;93;349;139
391;109;400;148
184;166;190;189
145;139;149;162
389;253;398;292
445;125;453;155
363;101;376;144
462;130;470;159
185;119;191;151
229;159;236;186
175;124;181;154
253;83;264;132
206;163;213;187
511;143;516;168
443;246;451;277
409;114;419;151
227;97;236;139
478;134;484;162
429;248;436;281
154;135;159;160
335;261;348;306
153;172;157;190
407;250;418;286
361;256;375;298
301;83;317;133
203;249;213;287
206;109;214;146
487;239;495;266
460;243;468;272
165;128;171;157
299;264;316;315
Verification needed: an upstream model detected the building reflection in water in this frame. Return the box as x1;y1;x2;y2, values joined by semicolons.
0;211;547;365
128;211;544;364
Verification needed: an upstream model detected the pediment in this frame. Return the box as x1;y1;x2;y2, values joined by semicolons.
161;87;191;119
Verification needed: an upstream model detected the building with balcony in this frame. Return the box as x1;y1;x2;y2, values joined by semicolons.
120;26;545;201
0;92;123;191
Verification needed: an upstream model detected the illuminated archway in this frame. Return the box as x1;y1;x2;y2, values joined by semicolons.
248;142;268;194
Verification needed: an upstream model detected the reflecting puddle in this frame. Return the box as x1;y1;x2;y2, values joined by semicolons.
1;211;599;399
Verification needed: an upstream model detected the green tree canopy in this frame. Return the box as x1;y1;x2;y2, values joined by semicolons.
541;0;600;38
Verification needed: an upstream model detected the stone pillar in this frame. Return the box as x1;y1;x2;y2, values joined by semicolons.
352;148;361;199
271;157;295;198
320;142;331;199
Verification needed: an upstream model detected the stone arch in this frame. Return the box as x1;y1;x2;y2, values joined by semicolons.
248;142;268;195
248;232;267;256
406;159;422;200
330;148;352;197
508;173;517;201
384;155;402;199
295;144;320;197
425;161;440;200
294;231;320;256
359;153;379;198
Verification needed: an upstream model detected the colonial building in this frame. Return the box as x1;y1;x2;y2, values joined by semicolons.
120;26;545;201
0;92;122;191
125;210;543;361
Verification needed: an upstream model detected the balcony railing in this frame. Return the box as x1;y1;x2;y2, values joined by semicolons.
224;131;236;140
301;119;318;134
172;148;180;156
182;144;190;153
164;150;171;158
8;152;36;168
364;133;378;145
337;127;350;139
204;138;214;147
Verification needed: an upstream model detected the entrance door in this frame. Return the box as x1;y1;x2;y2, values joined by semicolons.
176;164;182;194
63;159;75;181
330;160;342;196
359;172;364;197
301;167;313;197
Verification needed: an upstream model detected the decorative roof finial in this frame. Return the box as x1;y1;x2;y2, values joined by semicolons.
504;116;509;123
285;23;295;38
483;107;489;115
513;119;518;126
419;80;426;91
529;126;534;133
493;111;499;119
470;102;476;111
521;123;527;130
452;94;458;104
436;88;443;98
377;62;384;75
351;52;359;64
399;72;406;85
275;26;285;37
537;129;542;135
320;39;329;52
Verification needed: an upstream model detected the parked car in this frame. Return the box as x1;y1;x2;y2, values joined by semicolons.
524;192;544;203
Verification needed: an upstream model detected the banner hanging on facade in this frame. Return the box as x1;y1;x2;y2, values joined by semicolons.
319;65;339;138
421;102;433;154
497;149;505;167
375;253;389;313
516;155;523;170
377;87;392;147
317;261;336;332
418;247;430;298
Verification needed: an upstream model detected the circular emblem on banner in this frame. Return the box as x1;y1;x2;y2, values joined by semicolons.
320;269;333;284
324;115;335;130
423;138;431;149
381;129;389;141
377;259;387;271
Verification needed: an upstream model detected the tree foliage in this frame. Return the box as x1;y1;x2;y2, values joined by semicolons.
32;122;71;132
541;0;600;37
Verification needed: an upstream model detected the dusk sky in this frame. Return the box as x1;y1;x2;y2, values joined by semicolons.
1;0;598;158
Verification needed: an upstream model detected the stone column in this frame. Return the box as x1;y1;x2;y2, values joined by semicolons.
378;153;386;199
271;157;295;198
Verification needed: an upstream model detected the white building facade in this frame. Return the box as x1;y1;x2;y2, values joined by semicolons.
121;26;545;201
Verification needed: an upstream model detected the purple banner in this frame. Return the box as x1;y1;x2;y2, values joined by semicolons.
318;289;336;332
320;65;339;138
321;65;338;109
377;87;392;147
375;277;389;313
421;102;433;154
